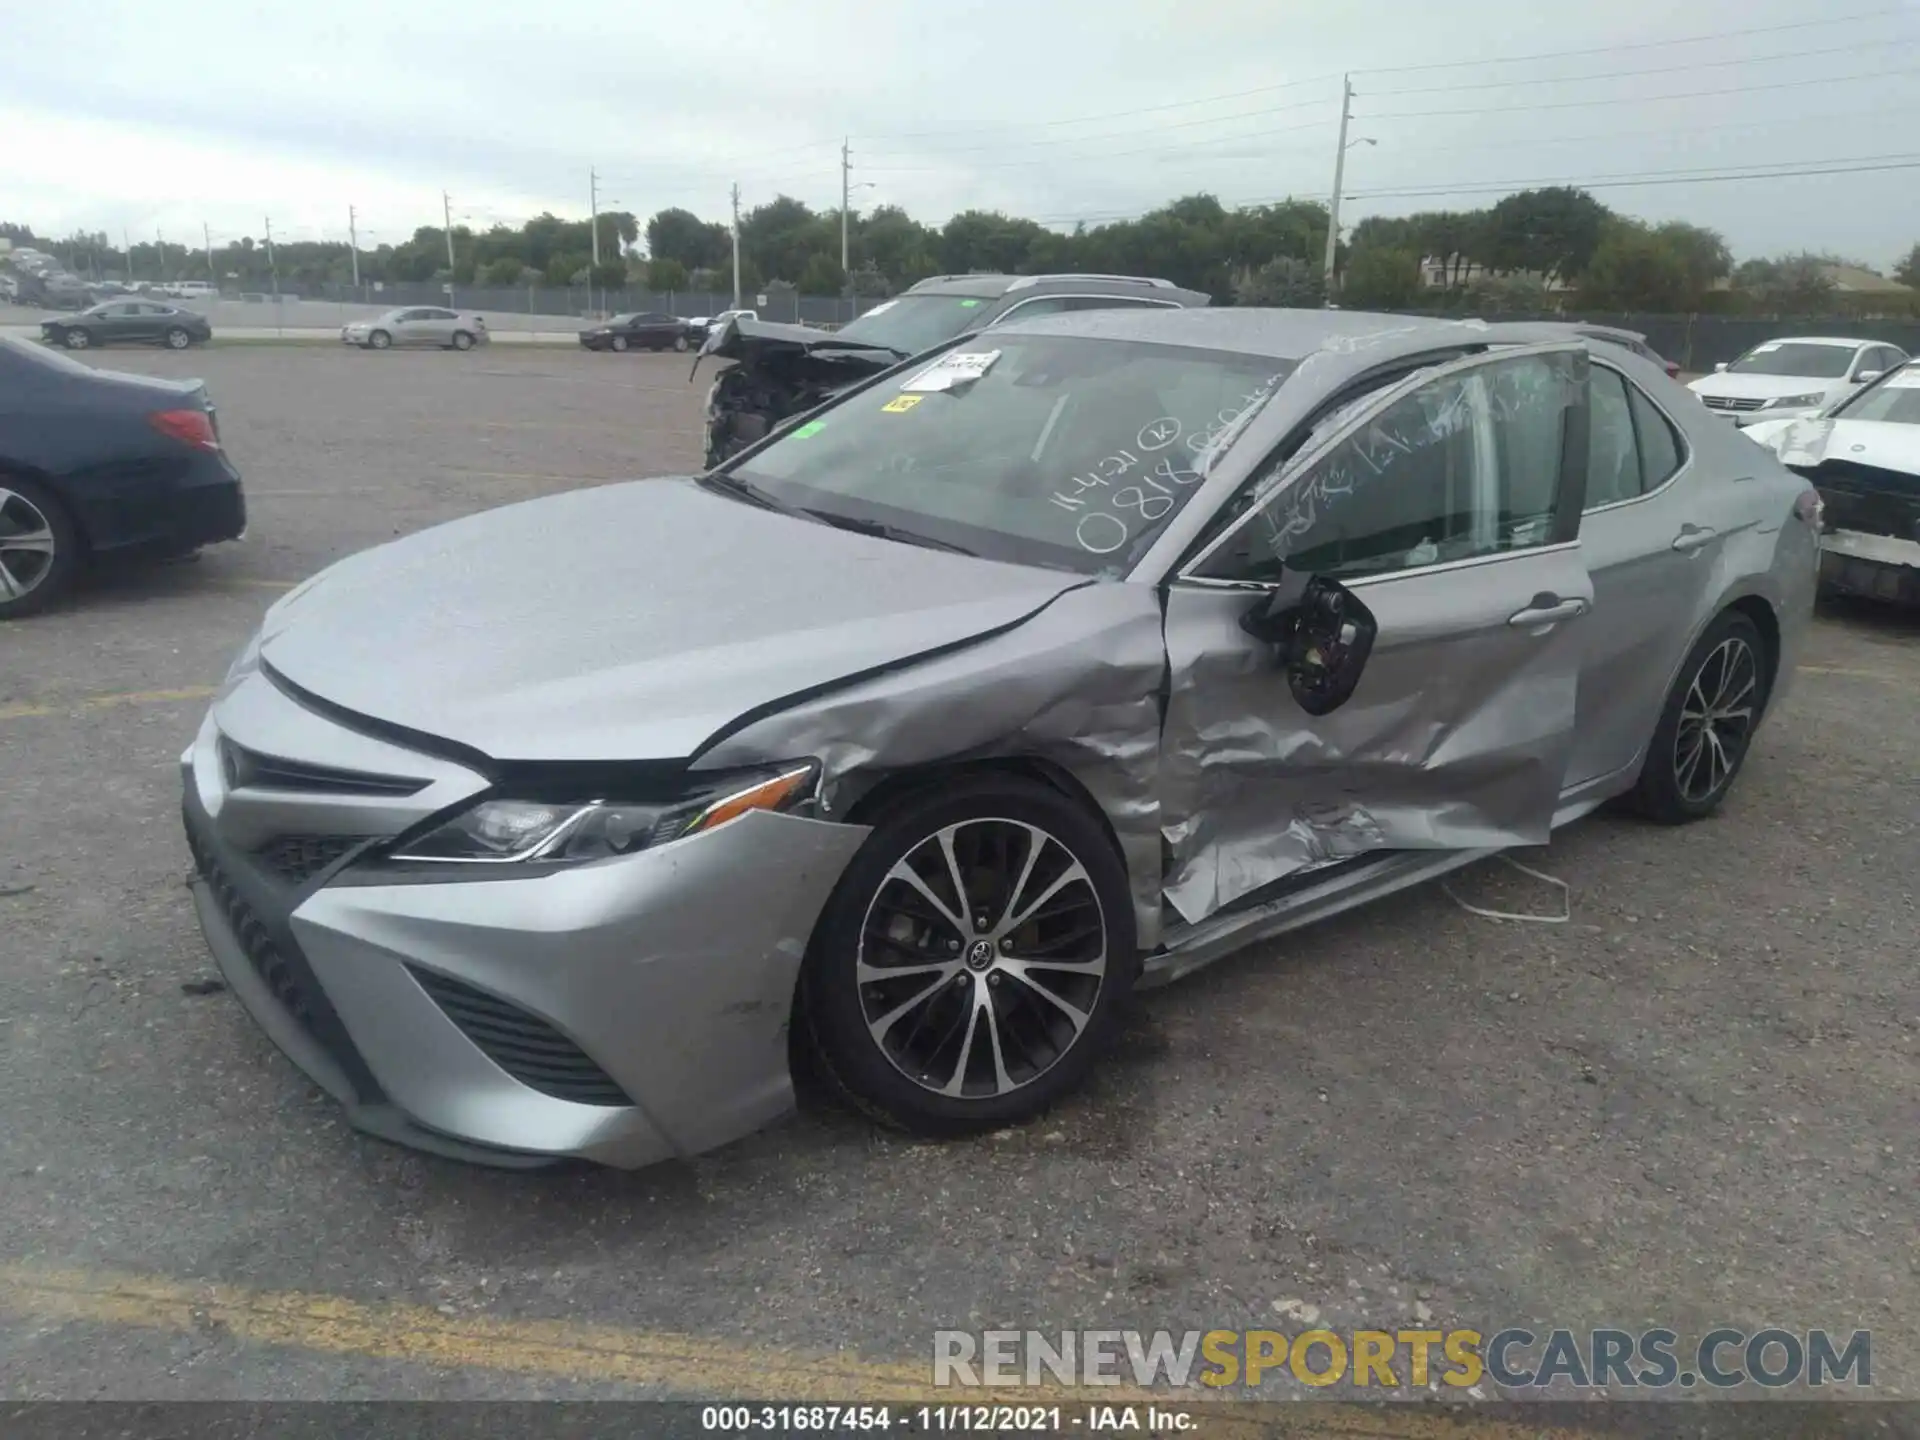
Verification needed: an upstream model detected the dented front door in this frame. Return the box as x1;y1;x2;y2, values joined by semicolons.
1156;344;1594;927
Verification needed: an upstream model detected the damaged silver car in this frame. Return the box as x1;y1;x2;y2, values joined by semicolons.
693;272;1210;468
182;309;1819;1170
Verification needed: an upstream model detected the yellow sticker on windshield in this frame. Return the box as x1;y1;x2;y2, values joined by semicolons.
882;394;923;413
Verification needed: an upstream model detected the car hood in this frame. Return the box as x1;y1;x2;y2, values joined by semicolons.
259;477;1086;763
1747;417;1920;476
1689;372;1847;400
698;314;903;369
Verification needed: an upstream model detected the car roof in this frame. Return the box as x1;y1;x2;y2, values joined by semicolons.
1762;336;1875;347
990;305;1509;359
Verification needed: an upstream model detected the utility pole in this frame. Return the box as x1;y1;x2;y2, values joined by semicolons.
840;137;851;322
442;191;457;309
156;227;166;282
204;222;215;283
589;168;600;316
348;204;361;292
730;182;742;309
122;227;133;283
1321;73;1353;306
264;216;278;300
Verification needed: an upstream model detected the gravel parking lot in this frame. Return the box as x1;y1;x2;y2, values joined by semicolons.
1;347;1915;1417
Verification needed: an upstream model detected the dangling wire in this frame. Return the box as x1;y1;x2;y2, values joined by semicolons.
1443;854;1570;924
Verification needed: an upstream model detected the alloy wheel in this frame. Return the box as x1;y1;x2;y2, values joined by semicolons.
0;487;57;602
166;328;190;349
611;335;628;352
65;329;90;349
1674;635;1758;803
857;818;1108;1099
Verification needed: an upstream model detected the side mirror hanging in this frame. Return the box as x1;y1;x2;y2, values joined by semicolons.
1240;572;1379;717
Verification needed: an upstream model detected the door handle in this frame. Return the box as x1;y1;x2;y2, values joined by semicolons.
1672;526;1718;553
1508;596;1589;627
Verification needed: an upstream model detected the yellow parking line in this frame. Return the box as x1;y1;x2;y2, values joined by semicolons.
0;685;216;722
0;1263;1581;1437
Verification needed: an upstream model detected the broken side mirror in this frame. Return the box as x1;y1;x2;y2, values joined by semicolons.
1239;572;1378;717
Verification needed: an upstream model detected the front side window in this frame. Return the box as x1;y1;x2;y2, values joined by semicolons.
1727;343;1854;379
1197;352;1579;585
727;335;1294;576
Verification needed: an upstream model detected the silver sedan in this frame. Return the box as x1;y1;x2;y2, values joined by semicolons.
182;310;1818;1169
340;306;490;351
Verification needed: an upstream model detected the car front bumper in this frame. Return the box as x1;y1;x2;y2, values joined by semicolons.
1819;529;1920;604
180;668;868;1169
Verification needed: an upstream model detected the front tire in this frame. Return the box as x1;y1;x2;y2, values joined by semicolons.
164;327;191;350
63;328;92;350
673;334;690;352
1629;610;1769;823
610;334;628;353
368;329;392;350
800;775;1138;1136
0;477;81;620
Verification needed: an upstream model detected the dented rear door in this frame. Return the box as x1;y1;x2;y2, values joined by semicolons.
1157;343;1594;926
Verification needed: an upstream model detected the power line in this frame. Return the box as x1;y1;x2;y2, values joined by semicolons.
1345;153;1920;201
1365;98;1920;159
860;93;1340;159
861;117;1335;173
856;72;1342;144
1363;33;1915;97
1353;5;1910;75
1359;63;1920;119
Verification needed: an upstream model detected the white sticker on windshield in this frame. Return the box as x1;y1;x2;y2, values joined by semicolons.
858;299;897;320
1886;367;1920;388
901;349;1001;392
1751;342;1783;353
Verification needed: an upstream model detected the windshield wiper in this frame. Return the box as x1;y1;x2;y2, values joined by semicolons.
798;508;978;556
695;469;809;517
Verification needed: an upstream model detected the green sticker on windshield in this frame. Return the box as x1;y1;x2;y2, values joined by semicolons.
790;420;825;438
958;299;982;308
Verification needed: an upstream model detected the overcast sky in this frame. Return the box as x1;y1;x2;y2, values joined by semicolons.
3;0;1917;266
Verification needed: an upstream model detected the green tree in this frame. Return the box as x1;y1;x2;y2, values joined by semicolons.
1894;242;1920;290
798;253;845;295
1580;221;1691;311
1340;247;1422;309
481;256;526;286
1234;256;1323;307
1733;253;1836;313
588;261;627;292
1483;187;1611;285
1651;221;1731;308
645;257;689;292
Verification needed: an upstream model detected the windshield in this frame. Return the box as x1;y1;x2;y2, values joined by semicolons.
836;294;1000;356
608;313;639;325
1830;364;1920;424
729;335;1294;576
1728;342;1854;378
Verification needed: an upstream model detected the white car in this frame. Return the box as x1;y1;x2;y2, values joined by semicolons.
1689;336;1908;427
1744;361;1920;603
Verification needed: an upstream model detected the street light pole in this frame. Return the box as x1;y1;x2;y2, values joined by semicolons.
1322;73;1352;305
443;191;457;310
730;182;742;310
348;205;361;292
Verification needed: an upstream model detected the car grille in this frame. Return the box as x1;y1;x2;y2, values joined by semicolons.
406;966;633;1108
219;738;427;797
187;824;332;1035
1701;394;1766;412
254;834;373;885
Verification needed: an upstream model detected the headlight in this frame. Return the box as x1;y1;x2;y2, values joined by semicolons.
1763;392;1825;409
390;761;820;866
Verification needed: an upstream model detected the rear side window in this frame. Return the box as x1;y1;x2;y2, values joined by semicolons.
1586;368;1643;508
1628;385;1684;488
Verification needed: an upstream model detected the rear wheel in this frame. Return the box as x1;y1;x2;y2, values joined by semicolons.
1629;610;1769;822
451;330;475;351
673;334;690;352
164;327;191;350
610;334;628;353
63;328;92;350
800;775;1138;1136
368;329;392;350
0;477;80;620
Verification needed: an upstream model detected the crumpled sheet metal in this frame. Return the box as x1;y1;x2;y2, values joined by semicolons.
694;582;1172;947
1157;582;1578;924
